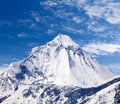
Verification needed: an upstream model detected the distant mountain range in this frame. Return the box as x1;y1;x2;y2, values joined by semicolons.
0;34;119;104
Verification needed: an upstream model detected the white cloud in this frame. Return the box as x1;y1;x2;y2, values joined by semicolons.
31;11;41;22
93;0;110;4
105;2;120;24
106;64;120;74
18;19;33;24
61;0;74;6
40;0;87;8
29;23;36;29
72;16;81;24
47;29;53;34
84;5;105;18
84;2;120;24
64;27;83;34
50;0;120;25
87;21;106;33
61;0;87;7
76;0;87;6
54;10;73;20
83;42;120;56
40;0;58;7
0;20;12;26
27;42;39;47
40;0;120;25
17;33;28;38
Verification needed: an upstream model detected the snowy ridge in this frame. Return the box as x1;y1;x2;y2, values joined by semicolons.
51;34;79;47
1;76;120;104
85;77;120;104
31;34;79;54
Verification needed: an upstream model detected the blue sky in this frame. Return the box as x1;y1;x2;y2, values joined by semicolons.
0;0;120;74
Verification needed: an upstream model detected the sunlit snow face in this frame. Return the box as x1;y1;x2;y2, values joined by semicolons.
0;0;120;74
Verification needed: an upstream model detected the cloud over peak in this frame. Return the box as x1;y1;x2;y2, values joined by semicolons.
83;42;120;56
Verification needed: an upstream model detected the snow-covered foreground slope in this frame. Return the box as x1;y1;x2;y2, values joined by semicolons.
0;34;118;104
86;77;120;104
1;77;120;104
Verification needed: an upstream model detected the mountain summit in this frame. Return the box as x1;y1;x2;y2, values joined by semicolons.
51;34;79;47
0;34;115;87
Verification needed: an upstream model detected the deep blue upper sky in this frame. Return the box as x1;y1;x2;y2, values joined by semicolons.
0;0;120;74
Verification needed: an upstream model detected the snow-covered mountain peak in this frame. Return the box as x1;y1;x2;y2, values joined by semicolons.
31;34;79;54
0;34;116;88
18;34;115;87
50;34;79;47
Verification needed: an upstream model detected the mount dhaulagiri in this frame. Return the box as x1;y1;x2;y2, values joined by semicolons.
0;34;119;104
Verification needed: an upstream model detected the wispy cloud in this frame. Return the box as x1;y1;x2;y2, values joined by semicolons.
64;27;84;34
46;29;54;34
54;10;73;20
106;63;120;74
76;0;87;6
39;0;120;26
0;55;20;68
40;0;58;7
31;11;41;22
84;5;105;18
40;0;87;8
83;42;120;56
61;0;87;7
18;19;33;24
72;16;82;24
87;21;106;33
84;2;120;24
57;0;74;6
27;42;40;47
0;20;12;26
29;23;37;29
17;33;28;38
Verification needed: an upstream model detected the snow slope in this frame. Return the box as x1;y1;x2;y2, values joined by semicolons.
1;77;120;104
86;77;120;104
